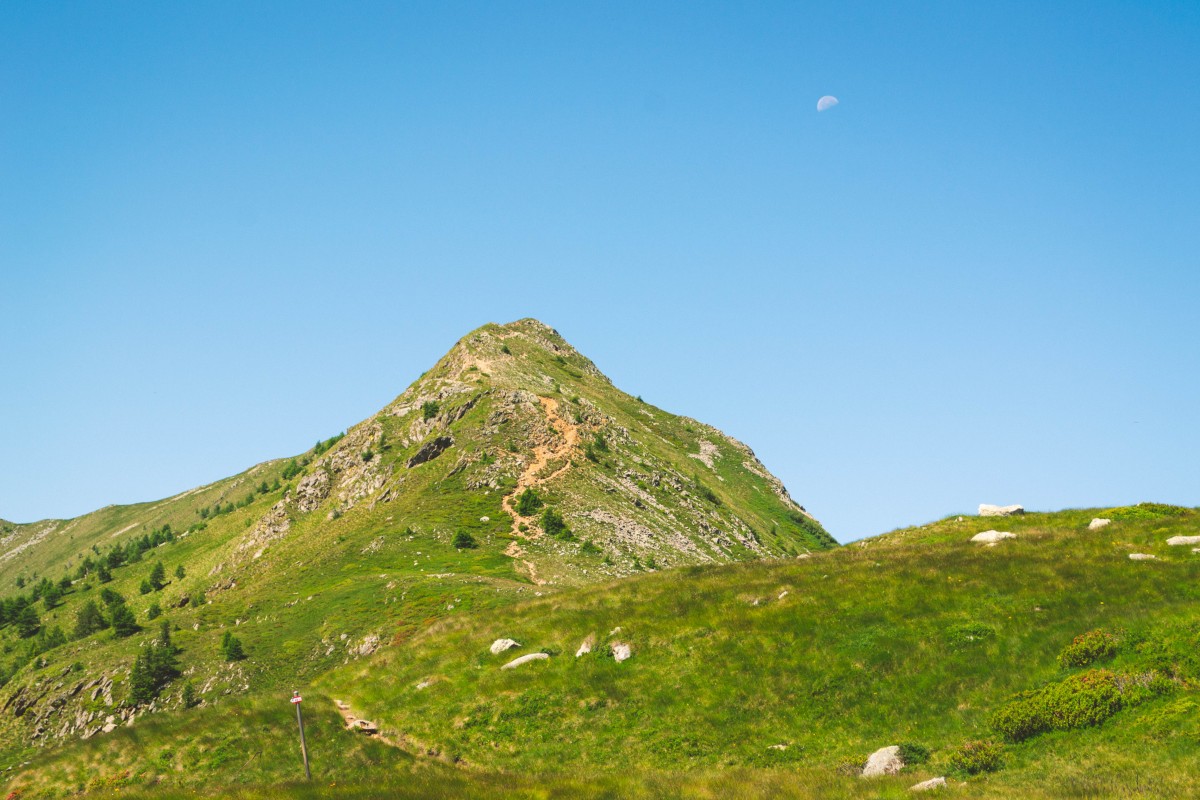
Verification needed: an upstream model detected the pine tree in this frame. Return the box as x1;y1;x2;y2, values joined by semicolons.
73;600;109;639
16;605;40;638
147;602;162;620
149;561;166;590
174;564;186;580
182;682;199;708
220;630;246;661
97;562;112;583
111;604;140;638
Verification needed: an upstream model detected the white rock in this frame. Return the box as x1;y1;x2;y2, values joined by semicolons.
767;743;788;751
501;652;549;670
575;637;594;657
910;776;947;792
1129;553;1157;561
778;590;789;600
1088;518;1111;531
479;516;490;522
971;530;1016;543
861;745;904;778
611;642;632;663
1167;536;1200;546
489;638;521;655
415;680;431;690
979;504;1024;517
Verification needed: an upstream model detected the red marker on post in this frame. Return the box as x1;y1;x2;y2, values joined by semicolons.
292;691;311;780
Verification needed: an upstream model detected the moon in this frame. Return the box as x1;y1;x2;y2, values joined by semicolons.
816;95;839;112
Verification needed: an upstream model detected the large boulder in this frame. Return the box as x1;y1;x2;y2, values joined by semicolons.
971;530;1016;544
1088;518;1111;531
979;504;1024;517
490;638;521;655
861;745;904;778
1167;536;1200;546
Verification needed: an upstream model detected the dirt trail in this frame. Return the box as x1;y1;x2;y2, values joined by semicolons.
500;396;579;538
333;699;403;749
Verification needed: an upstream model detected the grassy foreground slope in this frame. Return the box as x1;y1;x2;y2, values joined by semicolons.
318;504;1199;798
4;504;1198;798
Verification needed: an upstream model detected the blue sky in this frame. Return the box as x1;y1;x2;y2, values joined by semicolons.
2;1;1198;540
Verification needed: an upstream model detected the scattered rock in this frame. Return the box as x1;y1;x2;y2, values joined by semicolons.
479;516;490;522
767;743;788;751
1167;535;1200;546
910;776;947;792
1129;553;1157;561
979;504;1024;517
861;745;904;778
611;642;632;663
1088;518;1111;531
501;653;550;670
354;719;379;734
415;680;432;690
575;635;595;657
490;638;521;655
971;530;1016;544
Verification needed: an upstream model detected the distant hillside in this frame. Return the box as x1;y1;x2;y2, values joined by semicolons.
0;319;831;766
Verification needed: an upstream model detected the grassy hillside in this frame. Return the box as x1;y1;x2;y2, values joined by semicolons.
5;502;1197;798
0;319;832;776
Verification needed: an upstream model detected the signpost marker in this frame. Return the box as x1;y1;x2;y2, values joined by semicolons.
291;691;311;780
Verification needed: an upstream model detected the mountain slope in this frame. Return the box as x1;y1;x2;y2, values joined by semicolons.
0;319;831;763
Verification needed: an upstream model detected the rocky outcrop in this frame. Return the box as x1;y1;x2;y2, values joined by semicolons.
408;436;453;468
979;504;1024;517
295;470;331;512
1088;518;1111;531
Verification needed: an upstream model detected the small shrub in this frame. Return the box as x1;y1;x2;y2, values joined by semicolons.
1106;503;1190;521
500;344;511;355
945;622;997;650
580;540;602;556
147;603;162;621
1059;629;1121;668
541;508;572;540
897;742;931;766
516;489;543;516
949;740;1003;775
422;401;440;420
361;450;374;462
452;531;478;549
220;631;246;662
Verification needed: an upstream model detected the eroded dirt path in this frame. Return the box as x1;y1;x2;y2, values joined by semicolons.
334;699;404;749
500;396;579;538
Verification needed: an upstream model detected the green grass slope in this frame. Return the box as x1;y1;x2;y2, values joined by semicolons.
0;319;831;771
4;504;1197;798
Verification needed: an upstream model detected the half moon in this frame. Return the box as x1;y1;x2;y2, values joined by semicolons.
816;95;839;112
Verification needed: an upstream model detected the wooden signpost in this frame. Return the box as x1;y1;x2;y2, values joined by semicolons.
291;691;311;780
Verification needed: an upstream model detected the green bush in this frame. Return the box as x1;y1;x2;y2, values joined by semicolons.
422;400;440;420
541;508;572;540
991;669;1173;742
453;531;478;549
1059;629;1120;668
949;740;1003;775
516;489;543;516
1105;503;1191;521
897;742;931;766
